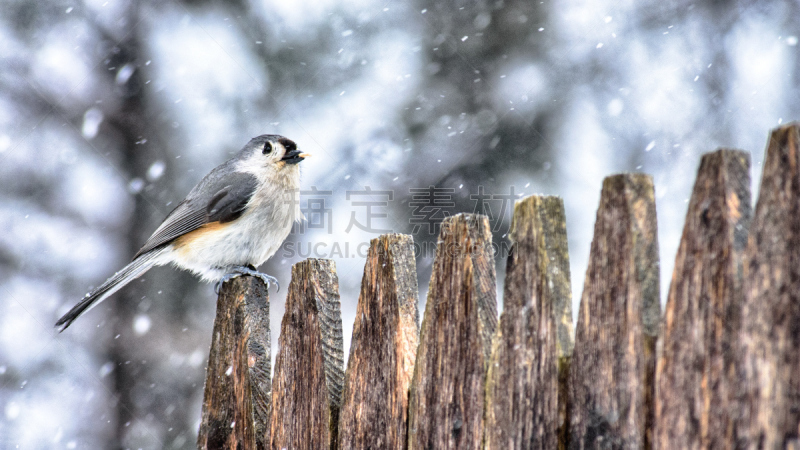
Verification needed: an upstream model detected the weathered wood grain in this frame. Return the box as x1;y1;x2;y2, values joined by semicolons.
539;196;575;450
198;276;272;450
485;195;574;449
338;234;420;450
568;174;661;450
407;213;498;450
654;149;751;449
269;259;344;450
739;123;800;449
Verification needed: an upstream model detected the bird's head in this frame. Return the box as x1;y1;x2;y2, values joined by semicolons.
237;134;309;185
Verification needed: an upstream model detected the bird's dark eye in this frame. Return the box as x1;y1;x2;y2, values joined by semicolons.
263;142;273;154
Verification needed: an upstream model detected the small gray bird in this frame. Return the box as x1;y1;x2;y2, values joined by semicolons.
55;134;308;331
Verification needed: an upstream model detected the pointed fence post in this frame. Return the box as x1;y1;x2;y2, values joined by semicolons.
407;213;498;450
197;276;272;450
484;195;574;450
739;123;800;448
568;174;661;449
654;149;751;449
269;259;344;450
338;234;420;450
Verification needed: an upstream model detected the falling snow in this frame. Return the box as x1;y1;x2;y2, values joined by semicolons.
81;108;104;140
133;315;152;335
146;160;166;181
1;0;799;447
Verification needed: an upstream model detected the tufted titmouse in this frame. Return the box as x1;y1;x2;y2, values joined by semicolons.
55;134;308;331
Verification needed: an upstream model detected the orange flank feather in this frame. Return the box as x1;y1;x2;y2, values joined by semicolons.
172;221;230;255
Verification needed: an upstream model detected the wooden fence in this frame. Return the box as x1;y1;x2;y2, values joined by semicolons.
196;122;800;449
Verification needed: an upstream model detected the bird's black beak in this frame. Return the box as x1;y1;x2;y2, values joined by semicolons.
281;150;308;165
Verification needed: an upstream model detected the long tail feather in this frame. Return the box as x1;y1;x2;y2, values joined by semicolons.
55;249;166;332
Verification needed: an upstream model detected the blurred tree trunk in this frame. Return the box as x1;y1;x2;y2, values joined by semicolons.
400;0;561;291
92;4;186;447
405;0;559;183
103;6;155;446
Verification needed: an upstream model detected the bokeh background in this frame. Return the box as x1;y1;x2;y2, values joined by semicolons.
1;0;798;447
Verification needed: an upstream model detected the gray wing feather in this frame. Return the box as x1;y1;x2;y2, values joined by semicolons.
206;176;258;223
134;166;259;257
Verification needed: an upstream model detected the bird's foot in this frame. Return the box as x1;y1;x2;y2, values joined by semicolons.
215;265;280;294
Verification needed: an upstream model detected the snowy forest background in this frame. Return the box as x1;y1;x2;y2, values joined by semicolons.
1;0;798;447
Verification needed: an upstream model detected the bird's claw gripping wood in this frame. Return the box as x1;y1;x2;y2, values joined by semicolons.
215;265;280;295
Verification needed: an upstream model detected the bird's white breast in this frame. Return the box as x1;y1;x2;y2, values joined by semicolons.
169;164;301;282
